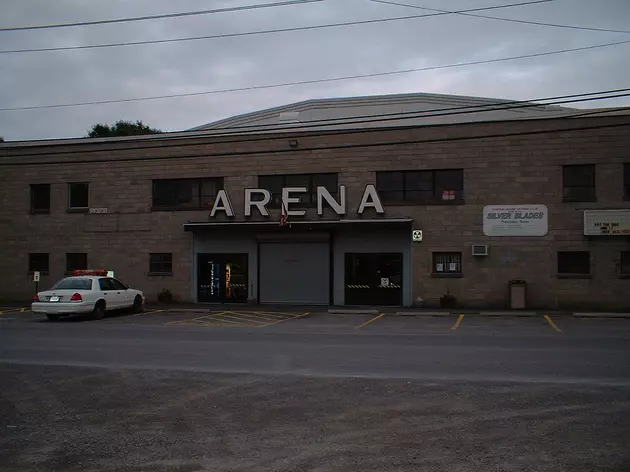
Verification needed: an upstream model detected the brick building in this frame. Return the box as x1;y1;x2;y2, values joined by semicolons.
1;92;629;310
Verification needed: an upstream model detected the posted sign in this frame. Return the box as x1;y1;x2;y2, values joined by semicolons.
483;205;548;237
583;210;630;236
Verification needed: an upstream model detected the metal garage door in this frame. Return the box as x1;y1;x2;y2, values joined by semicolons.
259;242;330;304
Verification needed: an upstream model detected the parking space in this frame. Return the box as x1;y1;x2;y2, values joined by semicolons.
165;310;311;329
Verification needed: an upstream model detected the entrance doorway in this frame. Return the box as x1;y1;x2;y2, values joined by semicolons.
197;254;248;303
344;253;403;306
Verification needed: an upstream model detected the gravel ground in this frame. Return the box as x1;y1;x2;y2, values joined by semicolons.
1;364;630;472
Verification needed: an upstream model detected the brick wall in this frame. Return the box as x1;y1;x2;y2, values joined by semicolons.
1;115;629;308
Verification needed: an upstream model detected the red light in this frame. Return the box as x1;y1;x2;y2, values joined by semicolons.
33;295;40;302
70;293;83;302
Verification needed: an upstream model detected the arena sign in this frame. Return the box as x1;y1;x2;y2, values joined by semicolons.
209;185;385;217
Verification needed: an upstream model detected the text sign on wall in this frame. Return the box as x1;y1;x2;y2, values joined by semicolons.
483;205;548;236
584;210;630;236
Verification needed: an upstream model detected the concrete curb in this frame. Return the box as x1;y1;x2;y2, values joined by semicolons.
573;312;630;318
328;309;379;315
394;311;539;317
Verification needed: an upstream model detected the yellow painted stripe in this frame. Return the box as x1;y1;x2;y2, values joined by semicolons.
258;312;311;328
127;309;165;318
0;307;29;315
451;314;465;330
199;314;252;326
165;311;226;326
252;311;293;318
226;312;287;322
356;313;385;329
544;315;563;332
214;313;267;324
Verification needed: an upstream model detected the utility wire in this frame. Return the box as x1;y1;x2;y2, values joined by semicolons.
1;89;628;155
369;0;630;34
0;0;325;32
1;122;628;166
0;0;554;55
2;38;630;112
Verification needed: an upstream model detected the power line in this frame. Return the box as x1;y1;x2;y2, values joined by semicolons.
0;0;553;55
369;0;630;34
2;38;629;112
0;0;325;32
1;88;628;154
1;121;628;167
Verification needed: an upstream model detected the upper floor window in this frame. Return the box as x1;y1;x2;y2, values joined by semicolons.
624;163;630;201
68;182;89;210
149;253;173;274
557;251;590;275
621;251;630;276
562;164;595;202
376;169;463;204
28;253;49;273
152;178;223;210
66;253;87;273
432;252;462;275
30;184;50;213
258;173;338;207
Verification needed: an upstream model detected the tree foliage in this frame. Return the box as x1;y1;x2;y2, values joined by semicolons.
87;120;162;138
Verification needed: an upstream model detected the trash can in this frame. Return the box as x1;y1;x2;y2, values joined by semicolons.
509;280;527;310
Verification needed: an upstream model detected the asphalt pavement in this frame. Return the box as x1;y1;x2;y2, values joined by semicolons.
1;308;630;471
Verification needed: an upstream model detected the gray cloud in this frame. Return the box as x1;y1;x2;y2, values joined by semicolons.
1;0;629;140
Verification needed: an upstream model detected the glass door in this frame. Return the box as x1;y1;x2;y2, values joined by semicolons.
345;253;403;306
197;254;248;303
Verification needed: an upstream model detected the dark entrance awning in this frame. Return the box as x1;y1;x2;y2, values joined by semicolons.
183;218;413;232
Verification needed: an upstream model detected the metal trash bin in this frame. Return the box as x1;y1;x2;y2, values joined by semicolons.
509;280;527;310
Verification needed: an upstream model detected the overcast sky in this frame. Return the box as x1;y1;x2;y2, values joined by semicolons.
0;0;629;141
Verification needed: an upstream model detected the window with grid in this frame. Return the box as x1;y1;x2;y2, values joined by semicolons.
562;165;595;202
624;164;630;201
68;182;89;209
30;184;51;213
376;169;464;203
258;173;338;208
621;251;630;275
149;253;172;274
66;253;87;273
152;178;223;209
28;253;49;273
557;251;590;274
432;252;462;274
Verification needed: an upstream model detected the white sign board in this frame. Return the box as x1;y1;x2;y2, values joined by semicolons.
107;270;115;278
483;205;548;237
412;229;423;242
380;278;389;287
584;210;630;236
33;271;40;282
89;207;108;214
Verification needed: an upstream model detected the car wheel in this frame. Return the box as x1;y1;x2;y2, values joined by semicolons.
46;314;60;322
132;295;144;314
92;301;106;320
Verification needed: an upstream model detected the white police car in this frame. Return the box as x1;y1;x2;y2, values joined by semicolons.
31;270;145;321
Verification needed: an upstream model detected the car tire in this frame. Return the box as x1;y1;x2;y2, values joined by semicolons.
46;314;60;322
92;301;106;320
132;295;144;314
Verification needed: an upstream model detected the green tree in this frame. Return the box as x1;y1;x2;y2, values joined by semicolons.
87;120;162;138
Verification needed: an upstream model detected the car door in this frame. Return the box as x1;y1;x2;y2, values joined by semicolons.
111;278;132;308
98;278;121;309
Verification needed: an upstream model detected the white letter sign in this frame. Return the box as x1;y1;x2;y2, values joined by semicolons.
244;189;271;217
483;204;548;236
210;190;235;217
282;187;307;216
357;185;384;214
317;186;346;215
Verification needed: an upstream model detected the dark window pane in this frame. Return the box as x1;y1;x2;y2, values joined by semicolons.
284;174;312;205
99;278;115;291
68;183;89;208
557;251;590;274
66;253;87;272
621;251;630;275
152;178;222;209
313;173;338;192
376;172;404;192
433;252;462;273
28;253;49;272
259;175;284;207
435;169;464;201
624;164;630;200
405;171;433;191
200;178;222;207
110;279;127;290
563;186;596;202
30;184;50;213
149;253;173;273
563;165;594;187
52;278;92;290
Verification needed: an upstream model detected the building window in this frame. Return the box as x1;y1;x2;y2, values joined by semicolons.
66;253;87;273
624;163;630;201
152;178;223;210
149;253;172;274
557;251;590;275
30;184;51;213
562;165;595;202
258;173;338;207
376;169;464;203
28;253;49;273
621;251;630;275
68;182;89;209
432;252;462;274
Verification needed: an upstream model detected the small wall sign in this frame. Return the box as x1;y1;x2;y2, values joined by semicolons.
412;230;423;242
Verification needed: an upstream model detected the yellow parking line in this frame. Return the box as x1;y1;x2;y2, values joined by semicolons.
165;311;225;326
196;314;252;327
544;315;563;332
356;313;385;329
258;312;311;328
251;311;290;319
0;307;29;315
127;309;166;318
214;313;267;325
451;314;465;330
223;312;287;322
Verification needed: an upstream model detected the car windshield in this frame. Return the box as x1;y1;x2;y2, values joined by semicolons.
51;278;92;290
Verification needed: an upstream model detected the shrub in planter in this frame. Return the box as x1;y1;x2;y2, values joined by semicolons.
157;288;173;303
440;289;457;309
